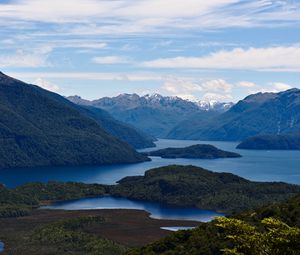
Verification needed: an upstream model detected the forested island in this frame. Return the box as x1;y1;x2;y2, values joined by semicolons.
1;165;299;217
237;133;300;150
142;144;241;159
111;165;300;213
1;165;300;254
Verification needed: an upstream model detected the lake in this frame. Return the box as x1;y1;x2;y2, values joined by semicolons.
1;139;300;187
43;196;224;222
161;226;195;231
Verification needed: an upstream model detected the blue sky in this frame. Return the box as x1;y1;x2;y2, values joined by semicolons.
0;0;300;102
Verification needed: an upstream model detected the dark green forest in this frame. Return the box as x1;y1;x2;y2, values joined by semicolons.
111;165;300;213
143;144;241;159
0;72;147;169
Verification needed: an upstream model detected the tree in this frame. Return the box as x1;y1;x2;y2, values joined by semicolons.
215;217;300;255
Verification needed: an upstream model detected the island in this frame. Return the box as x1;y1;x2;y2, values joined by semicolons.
1;165;300;254
237;133;300;150
142;144;241;159
111;165;300;213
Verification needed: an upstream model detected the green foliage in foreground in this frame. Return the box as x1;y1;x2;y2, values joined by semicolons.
111;165;300;213
125;195;300;255
216;217;300;255
31;216;126;255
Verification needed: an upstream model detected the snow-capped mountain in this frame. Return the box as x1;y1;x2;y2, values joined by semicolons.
196;100;234;112
167;88;300;141
68;93;232;137
69;93;233;112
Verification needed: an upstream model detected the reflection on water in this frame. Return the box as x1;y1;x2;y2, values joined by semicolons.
161;226;196;231
43;196;224;222
1;139;300;187
0;242;4;253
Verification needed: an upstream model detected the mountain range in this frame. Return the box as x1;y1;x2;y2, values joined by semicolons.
167;88;300;141
68;94;232;137
0;72;148;169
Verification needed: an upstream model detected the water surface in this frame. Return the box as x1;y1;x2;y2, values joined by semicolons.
161;226;195;231
43;196;224;222
0;242;4;253
1;139;300;187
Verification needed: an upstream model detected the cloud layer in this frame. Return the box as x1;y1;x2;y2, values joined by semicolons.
144;46;300;72
1;0;300;34
0;1;299;102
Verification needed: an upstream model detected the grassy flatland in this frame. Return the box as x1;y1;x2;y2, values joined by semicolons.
0;209;200;255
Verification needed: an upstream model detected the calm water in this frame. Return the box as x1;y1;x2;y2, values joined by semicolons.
43;196;224;222
1;139;300;187
161;226;195;231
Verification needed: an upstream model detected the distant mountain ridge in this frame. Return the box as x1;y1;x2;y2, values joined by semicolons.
68;93;233;112
68;94;232;137
77;105;155;149
237;132;300;150
0;72;147;169
167;88;300;141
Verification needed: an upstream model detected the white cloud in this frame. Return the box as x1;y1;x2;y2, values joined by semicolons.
92;56;131;65
0;0;118;23
160;78;235;101
237;81;256;88
202;92;233;102
0;47;52;68
62;42;107;50
0;0;239;25
8;72;166;82
201;79;233;93
0;0;299;34
270;82;293;92
34;78;60;93
248;82;294;94
162;78;202;95
143;46;300;72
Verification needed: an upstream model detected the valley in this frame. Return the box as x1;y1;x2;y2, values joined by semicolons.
1;1;300;254
0;73;299;255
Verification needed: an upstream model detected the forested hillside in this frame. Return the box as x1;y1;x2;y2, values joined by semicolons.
0;72;147;169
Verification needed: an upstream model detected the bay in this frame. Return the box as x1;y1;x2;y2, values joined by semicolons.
1;139;300;187
43;196;224;222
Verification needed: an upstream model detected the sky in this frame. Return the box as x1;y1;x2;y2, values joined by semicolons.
0;0;300;102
